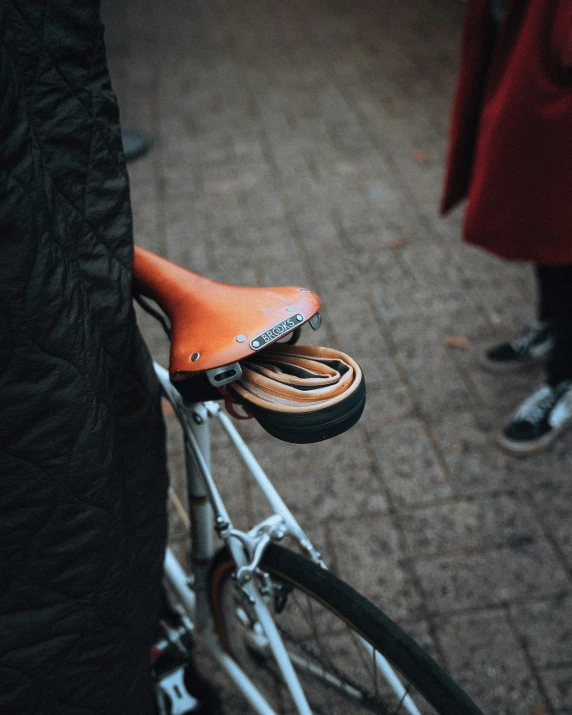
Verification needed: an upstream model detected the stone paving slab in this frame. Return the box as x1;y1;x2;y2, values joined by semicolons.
105;0;572;712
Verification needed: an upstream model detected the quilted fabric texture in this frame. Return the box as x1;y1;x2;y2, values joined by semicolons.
0;1;168;712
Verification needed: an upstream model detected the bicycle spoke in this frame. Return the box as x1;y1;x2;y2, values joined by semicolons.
210;545;483;715
392;685;412;715
274;596;424;714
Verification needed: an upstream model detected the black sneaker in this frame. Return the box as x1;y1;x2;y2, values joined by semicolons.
480;321;554;372
121;129;153;163
498;380;572;454
152;598;225;715
155;661;225;714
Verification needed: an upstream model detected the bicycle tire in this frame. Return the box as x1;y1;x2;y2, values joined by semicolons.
209;544;483;715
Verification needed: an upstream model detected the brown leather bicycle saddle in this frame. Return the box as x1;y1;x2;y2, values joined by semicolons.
133;246;321;378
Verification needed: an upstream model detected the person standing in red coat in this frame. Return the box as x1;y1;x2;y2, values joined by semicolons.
442;0;572;453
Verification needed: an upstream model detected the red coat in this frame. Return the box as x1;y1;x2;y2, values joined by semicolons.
442;0;572;264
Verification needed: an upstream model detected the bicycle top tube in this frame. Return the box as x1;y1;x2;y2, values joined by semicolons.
133;245;320;379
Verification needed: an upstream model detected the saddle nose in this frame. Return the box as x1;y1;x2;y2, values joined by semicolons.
133;246;321;378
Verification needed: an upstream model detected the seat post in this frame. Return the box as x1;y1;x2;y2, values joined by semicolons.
183;401;214;628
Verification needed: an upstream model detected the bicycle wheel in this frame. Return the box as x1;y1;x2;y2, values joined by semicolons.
209;544;483;715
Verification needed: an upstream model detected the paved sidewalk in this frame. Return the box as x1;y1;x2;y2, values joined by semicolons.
105;0;572;712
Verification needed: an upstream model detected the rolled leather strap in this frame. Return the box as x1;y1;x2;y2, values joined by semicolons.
226;344;366;443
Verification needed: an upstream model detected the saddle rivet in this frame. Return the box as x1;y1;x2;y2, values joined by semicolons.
252;340;260;348
190;352;200;362
295;314;303;322
299;289;310;293
285;305;296;311
235;334;247;343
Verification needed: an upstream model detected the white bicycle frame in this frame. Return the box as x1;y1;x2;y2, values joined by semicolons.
154;362;421;715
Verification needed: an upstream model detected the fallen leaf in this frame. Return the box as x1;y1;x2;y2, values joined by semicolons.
444;335;471;349
386;238;407;249
489;313;503;325
412;148;429;163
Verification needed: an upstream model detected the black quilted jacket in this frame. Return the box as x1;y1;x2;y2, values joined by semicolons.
0;2;168;713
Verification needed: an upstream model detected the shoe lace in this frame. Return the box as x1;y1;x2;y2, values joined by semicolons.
511;323;547;355
514;386;557;425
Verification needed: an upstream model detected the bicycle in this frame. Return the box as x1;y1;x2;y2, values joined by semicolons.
133;246;485;715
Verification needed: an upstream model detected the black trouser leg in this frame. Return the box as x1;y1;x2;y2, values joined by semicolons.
535;264;572;385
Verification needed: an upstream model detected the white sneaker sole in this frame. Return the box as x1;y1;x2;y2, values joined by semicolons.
496;418;572;455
